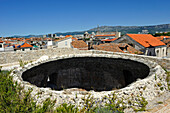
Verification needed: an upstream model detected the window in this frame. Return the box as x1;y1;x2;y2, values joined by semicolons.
156;50;159;56
163;49;165;56
65;41;67;46
0;44;2;48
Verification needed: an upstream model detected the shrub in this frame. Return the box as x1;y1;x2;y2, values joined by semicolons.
105;93;126;112
56;103;79;113
18;59;28;68
0;70;149;113
160;87;164;91
94;107;113;113
0;70;55;113
133;96;148;112
157;82;162;87
157;101;163;104
166;71;170;90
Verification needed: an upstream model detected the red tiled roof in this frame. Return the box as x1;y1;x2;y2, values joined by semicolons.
163;39;170;44
65;35;73;38
25;38;30;41
10;38;17;40
44;38;51;40
101;38;118;42
95;34;116;37
71;40;88;49
4;41;15;44
155;36;170;40
93;43;142;54
127;34;166;47
20;43;33;48
72;37;78;41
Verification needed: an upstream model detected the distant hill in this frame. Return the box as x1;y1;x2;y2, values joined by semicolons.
12;35;41;38
54;24;170;36
11;24;170;38
88;24;170;35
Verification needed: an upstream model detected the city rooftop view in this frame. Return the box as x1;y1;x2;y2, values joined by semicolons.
0;0;170;113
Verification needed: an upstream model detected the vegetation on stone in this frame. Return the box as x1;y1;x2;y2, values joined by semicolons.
18;59;29;68
0;70;56;113
0;70;36;112
165;71;170;90
0;70;150;113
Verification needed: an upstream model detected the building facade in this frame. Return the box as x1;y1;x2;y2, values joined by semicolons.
55;37;72;48
113;34;167;57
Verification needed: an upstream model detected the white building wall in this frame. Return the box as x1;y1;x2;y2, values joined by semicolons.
47;41;53;46
4;47;14;52
57;38;72;48
167;47;170;58
0;43;4;52
162;47;167;57
155;46;166;57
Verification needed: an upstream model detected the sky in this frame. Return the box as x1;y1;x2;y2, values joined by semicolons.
0;0;170;37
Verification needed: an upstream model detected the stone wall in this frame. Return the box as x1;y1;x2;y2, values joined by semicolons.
10;53;169;110
1;48;168;111
0;48;91;64
0;48;170;71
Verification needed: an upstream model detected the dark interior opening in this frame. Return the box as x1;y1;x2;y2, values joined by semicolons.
123;70;134;86
22;57;150;91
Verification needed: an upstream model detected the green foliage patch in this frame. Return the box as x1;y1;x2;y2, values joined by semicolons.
0;70;55;113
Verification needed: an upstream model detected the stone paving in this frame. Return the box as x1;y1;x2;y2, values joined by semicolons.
125;91;170;113
139;91;170;113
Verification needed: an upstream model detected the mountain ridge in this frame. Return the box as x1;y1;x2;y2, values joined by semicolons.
9;24;170;38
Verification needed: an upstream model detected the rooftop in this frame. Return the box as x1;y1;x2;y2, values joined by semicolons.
20;43;33;48
127;34;166;47
155;36;170;40
71;40;88;49
93;43;142;54
95;34;116;37
101;38;118;42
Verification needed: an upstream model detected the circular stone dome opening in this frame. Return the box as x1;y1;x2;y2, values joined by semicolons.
22;57;150;91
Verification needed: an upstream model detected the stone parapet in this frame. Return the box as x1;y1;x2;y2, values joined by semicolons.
1;49;169;71
10;52;169;110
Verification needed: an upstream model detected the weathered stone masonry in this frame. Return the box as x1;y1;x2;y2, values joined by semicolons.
9;51;169;109
0;48;169;70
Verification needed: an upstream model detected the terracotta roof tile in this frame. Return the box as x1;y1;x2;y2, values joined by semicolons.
163;39;170;44
20;43;33;48
127;34;166;47
65;35;73;38
72;37;78;41
95;34;116;37
156;36;170;40
101;38;118;42
93;43;142;54
71;40;88;49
